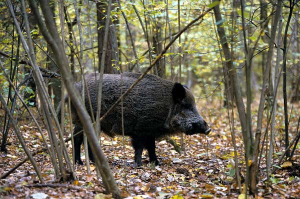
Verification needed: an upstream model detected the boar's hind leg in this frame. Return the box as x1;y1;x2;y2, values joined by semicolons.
88;144;95;163
73;125;95;164
74;125;84;165
131;136;158;167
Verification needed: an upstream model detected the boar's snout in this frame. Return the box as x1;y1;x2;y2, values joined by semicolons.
202;120;211;135
205;127;211;135
188;120;211;135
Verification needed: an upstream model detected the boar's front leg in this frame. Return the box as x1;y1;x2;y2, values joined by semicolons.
131;136;144;167
144;136;159;165
131;135;158;167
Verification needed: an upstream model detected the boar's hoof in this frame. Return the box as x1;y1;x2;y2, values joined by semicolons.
133;160;160;168
76;159;84;165
153;159;160;166
134;162;143;168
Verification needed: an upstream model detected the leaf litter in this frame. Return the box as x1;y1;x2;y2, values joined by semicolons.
1;102;300;198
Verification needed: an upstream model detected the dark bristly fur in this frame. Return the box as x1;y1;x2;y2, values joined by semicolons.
58;72;211;166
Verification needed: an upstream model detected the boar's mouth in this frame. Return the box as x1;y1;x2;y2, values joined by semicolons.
185;127;211;135
185;123;211;135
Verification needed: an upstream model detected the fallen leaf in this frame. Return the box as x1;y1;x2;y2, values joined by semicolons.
281;161;292;168
31;192;48;199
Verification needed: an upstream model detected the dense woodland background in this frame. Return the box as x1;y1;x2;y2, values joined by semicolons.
1;0;300;198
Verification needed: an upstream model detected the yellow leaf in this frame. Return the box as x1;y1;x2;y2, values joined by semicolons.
4;187;12;191
170;193;184;199
95;193;112;199
90;165;96;171
205;184;215;190
201;194;214;198
230;151;239;157
248;160;252;166
241;184;246;194
216;145;220;149
238;194;246;199
141;185;150;192
221;155;229;160
73;180;79;186
87;181;94;187
133;196;144;199
249;36;257;41
21;181;28;186
281;161;292;168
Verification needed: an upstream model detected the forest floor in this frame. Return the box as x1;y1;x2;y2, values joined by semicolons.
1;100;300;198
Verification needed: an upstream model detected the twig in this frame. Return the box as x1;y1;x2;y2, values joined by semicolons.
0;50;60;78
272;120;300;174
116;0;140;71
165;137;181;153
0;130;82;179
132;3;152;70
0;84;44;183
25;183;102;192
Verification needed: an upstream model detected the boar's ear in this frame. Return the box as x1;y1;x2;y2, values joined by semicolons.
172;82;186;103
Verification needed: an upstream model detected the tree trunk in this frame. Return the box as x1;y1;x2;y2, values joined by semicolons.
29;0;121;197
96;1;119;74
153;21;165;78
213;0;247;193
251;0;282;194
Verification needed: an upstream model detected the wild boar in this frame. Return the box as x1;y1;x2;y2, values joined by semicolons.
60;72;210;166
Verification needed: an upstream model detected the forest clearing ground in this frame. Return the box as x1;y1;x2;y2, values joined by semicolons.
1;101;300;198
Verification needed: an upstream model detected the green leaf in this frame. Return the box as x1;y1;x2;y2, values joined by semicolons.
229;168;235;177
270;177;278;184
237;9;250;18
208;1;220;8
25;87;34;94
293;52;300;57
273;165;281;169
